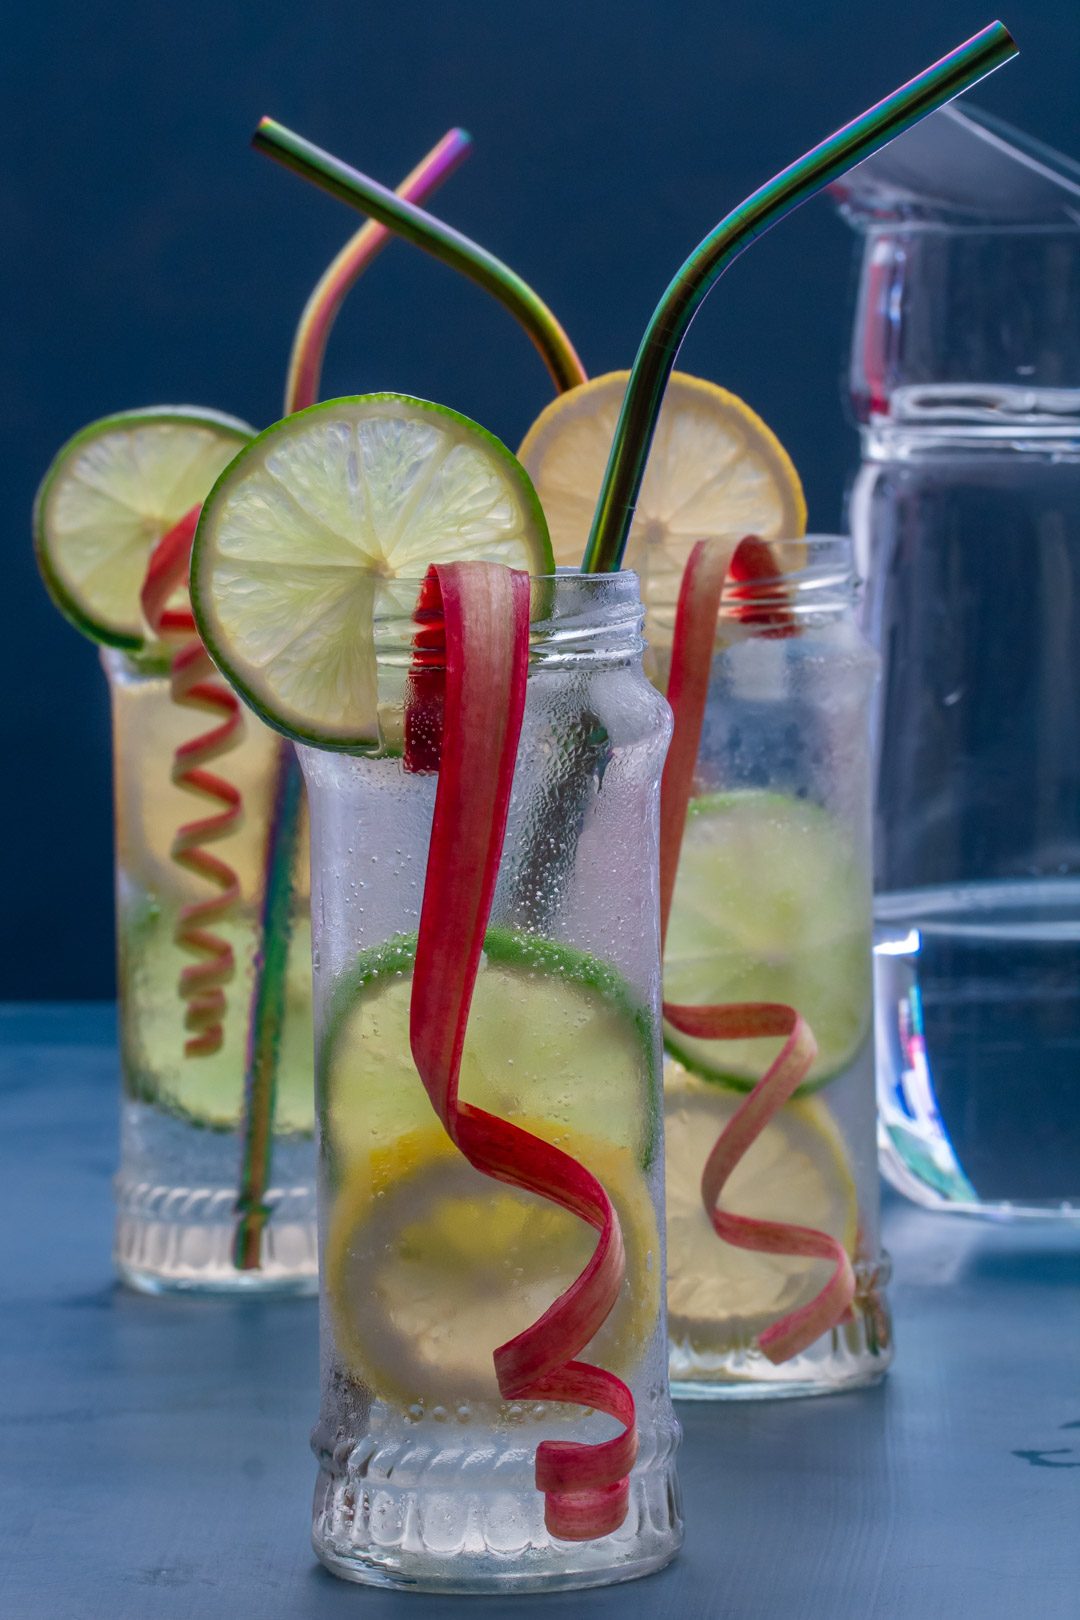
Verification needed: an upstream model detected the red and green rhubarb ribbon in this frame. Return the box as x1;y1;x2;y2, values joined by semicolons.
141;509;244;1059
660;538;855;1361
407;562;637;1540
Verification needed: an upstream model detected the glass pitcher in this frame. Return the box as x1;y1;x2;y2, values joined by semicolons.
834;105;1080;1219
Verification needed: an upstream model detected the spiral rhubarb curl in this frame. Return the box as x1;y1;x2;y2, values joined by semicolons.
660;536;855;1362
141;506;244;1058
407;562;637;1540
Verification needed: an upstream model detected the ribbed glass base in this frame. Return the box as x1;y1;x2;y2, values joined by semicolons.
114;1175;318;1294
669;1257;892;1400
311;1418;683;1594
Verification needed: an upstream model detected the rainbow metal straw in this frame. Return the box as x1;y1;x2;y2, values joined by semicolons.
233;130;473;1272
582;20;1017;573
285;128;472;413
252;118;587;393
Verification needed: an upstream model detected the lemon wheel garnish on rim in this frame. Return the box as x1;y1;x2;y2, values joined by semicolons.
34;407;254;649
319;928;661;1176
518;370;805;644
663;791;873;1093
664;1062;857;1351
326;1121;659;1408
190;394;554;751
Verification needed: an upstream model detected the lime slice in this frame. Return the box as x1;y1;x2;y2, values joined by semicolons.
665;1061;857;1351
119;898;314;1133
326;1121;659;1406
34;406;254;648
519;371;805;647
663;791;872;1092
321;927;660;1175
191;395;554;750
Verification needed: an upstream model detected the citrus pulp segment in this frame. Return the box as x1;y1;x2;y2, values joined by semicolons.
665;1062;857;1349
320;927;660;1175
663;791;872;1091
326;1122;659;1406
190;395;554;750
518;371;806;642
34;407;254;648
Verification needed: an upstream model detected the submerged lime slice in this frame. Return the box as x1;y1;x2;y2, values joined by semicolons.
119;898;314;1133
663;791;872;1091
320;928;660;1174
190;395;554;750
34;406;254;648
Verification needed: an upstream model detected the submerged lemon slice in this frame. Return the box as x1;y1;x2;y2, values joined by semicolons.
34;406;253;648
665;1062;857;1350
518;371;805;643
664;791;873;1092
319;929;661;1406
326;1123;659;1407
191;394;553;749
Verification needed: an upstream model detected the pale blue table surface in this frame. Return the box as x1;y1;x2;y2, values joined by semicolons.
1;1003;1078;1620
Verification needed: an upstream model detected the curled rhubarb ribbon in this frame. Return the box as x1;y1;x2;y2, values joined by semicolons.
661;537;855;1363
407;561;637;1540
141;506;244;1057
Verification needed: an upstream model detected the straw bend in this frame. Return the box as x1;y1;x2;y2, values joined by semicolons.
284;127;472;414
582;20;1018;573
254;117;587;394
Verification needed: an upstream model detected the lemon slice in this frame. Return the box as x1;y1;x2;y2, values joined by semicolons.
191;395;554;750
320;929;660;1175
34;407;254;648
665;1062;857;1350
326;1122;659;1407
518;371;805;644
664;791;873;1092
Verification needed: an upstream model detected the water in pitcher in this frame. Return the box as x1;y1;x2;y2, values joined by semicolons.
836;105;1080;1218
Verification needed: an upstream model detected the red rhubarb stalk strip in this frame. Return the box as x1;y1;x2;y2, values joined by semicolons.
408;561;637;1540
141;506;244;1057
660;537;855;1361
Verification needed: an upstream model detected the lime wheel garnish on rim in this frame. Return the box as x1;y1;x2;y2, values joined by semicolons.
34;406;253;648
190;395;553;750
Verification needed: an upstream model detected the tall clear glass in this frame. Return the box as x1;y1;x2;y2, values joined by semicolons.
299;572;682;1594
663;538;892;1397
838;119;1080;1216
105;647;316;1291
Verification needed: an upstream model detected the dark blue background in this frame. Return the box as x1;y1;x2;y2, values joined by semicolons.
4;1;1077;998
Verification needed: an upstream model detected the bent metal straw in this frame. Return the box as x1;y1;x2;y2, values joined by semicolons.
252;117;588;393
406;561;636;1538
581;20;1018;574
234;128;473;1270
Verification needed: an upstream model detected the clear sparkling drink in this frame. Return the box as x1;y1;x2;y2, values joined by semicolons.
299;573;682;1593
106;647;316;1291
662;539;892;1397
